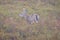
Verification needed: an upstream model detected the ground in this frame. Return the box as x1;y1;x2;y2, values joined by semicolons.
0;0;60;40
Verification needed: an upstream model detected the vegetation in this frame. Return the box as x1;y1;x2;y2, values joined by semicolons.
0;0;60;40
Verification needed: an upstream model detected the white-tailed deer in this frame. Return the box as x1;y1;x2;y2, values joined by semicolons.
19;8;39;24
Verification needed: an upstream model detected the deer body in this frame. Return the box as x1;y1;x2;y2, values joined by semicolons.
19;8;39;24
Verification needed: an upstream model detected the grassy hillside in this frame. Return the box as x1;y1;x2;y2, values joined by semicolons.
0;0;60;40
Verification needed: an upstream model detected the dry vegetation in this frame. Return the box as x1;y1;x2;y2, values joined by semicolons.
0;0;60;40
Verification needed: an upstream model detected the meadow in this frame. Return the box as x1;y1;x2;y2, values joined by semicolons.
0;0;60;40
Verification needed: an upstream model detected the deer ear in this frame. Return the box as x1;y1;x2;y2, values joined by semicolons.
22;8;27;14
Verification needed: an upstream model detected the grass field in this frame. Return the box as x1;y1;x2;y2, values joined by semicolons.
0;0;60;40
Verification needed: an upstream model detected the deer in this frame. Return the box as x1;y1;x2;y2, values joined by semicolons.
19;8;39;24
